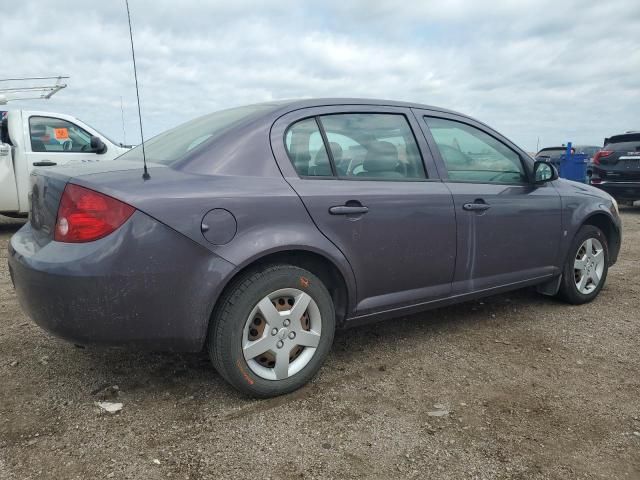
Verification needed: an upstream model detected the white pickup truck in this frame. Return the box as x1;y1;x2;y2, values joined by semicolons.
1;109;129;216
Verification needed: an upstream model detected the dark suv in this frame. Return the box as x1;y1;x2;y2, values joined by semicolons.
588;132;640;202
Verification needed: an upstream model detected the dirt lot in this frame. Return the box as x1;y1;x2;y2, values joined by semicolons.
1;210;639;480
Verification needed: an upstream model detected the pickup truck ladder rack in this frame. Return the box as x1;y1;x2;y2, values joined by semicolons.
0;76;69;104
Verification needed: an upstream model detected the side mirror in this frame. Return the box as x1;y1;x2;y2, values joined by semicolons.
533;160;558;183
90;136;107;154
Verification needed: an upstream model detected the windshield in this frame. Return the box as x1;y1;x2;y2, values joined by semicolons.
118;104;278;165
76;118;121;146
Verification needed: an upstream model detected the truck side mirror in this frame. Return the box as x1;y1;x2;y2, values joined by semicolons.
90;136;107;154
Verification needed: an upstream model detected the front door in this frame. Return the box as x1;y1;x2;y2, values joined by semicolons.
272;107;457;315
416;111;562;293
24;115;100;170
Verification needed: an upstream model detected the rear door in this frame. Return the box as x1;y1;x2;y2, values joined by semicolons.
271;105;456;316
415;110;562;293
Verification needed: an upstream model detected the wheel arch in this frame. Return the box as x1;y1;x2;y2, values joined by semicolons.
581;211;621;265
204;248;354;350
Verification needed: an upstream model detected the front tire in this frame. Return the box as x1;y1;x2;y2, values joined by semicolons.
208;265;335;398
557;225;609;304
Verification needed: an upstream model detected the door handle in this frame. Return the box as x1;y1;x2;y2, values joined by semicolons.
329;205;369;215
33;161;57;167
462;202;491;212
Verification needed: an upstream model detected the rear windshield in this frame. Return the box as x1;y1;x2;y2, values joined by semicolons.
605;134;640;150
606;141;640;151
118;104;277;165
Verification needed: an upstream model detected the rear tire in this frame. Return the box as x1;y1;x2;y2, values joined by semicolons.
557;225;609;304
207;264;335;398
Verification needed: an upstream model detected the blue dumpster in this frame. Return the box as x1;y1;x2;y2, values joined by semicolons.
559;152;589;183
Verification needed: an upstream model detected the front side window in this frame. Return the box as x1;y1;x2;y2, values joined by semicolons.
284;113;427;180
29;116;92;153
425;117;527;184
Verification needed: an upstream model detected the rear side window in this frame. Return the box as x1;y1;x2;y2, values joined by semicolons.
425;117;527;184
284;113;426;180
29;116;92;153
285;118;332;177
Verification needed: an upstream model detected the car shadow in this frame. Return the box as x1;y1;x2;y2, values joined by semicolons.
619;205;640;215
70;287;557;405
0;216;26;233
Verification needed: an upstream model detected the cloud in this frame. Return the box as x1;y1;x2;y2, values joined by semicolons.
2;0;639;151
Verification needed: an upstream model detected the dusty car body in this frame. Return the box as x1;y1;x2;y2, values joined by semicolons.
8;99;622;396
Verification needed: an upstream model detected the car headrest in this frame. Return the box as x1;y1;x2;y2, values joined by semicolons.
363;141;398;172
31;139;47;152
312;148;332;176
328;142;343;162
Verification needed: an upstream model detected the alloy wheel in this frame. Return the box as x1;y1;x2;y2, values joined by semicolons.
574;238;605;295
242;288;322;380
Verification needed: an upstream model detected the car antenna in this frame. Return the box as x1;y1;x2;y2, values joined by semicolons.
125;0;150;180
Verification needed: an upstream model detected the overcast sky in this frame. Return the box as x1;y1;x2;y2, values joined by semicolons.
3;0;639;151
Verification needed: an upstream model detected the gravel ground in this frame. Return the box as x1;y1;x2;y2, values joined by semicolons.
1;210;639;480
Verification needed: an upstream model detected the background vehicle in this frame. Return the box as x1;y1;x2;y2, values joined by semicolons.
535;145;600;163
0;109;129;216
535;146;574;163
588;132;640;202
8;99;622;397
574;145;601;159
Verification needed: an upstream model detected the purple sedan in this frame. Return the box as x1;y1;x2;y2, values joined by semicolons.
8;99;621;397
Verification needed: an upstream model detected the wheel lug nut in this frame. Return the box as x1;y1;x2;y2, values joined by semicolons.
288;332;296;339
283;319;290;327
276;340;284;349
271;328;278;336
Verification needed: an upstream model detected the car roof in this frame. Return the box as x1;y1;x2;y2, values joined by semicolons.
605;132;640;145
257;97;465;120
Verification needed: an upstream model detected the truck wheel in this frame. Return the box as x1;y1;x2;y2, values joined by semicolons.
208;265;335;398
557;225;609;304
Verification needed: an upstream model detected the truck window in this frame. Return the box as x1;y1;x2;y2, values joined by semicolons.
29;116;92;153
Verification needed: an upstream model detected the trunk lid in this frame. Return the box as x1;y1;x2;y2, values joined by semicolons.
27;160;155;246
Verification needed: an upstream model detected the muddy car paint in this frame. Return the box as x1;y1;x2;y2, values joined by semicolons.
8;99;622;350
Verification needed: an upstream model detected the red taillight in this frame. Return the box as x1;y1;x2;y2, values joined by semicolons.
54;184;135;243
593;150;613;165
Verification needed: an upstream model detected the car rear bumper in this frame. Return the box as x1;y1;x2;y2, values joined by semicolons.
8;211;235;351
589;181;640;200
588;166;640;200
